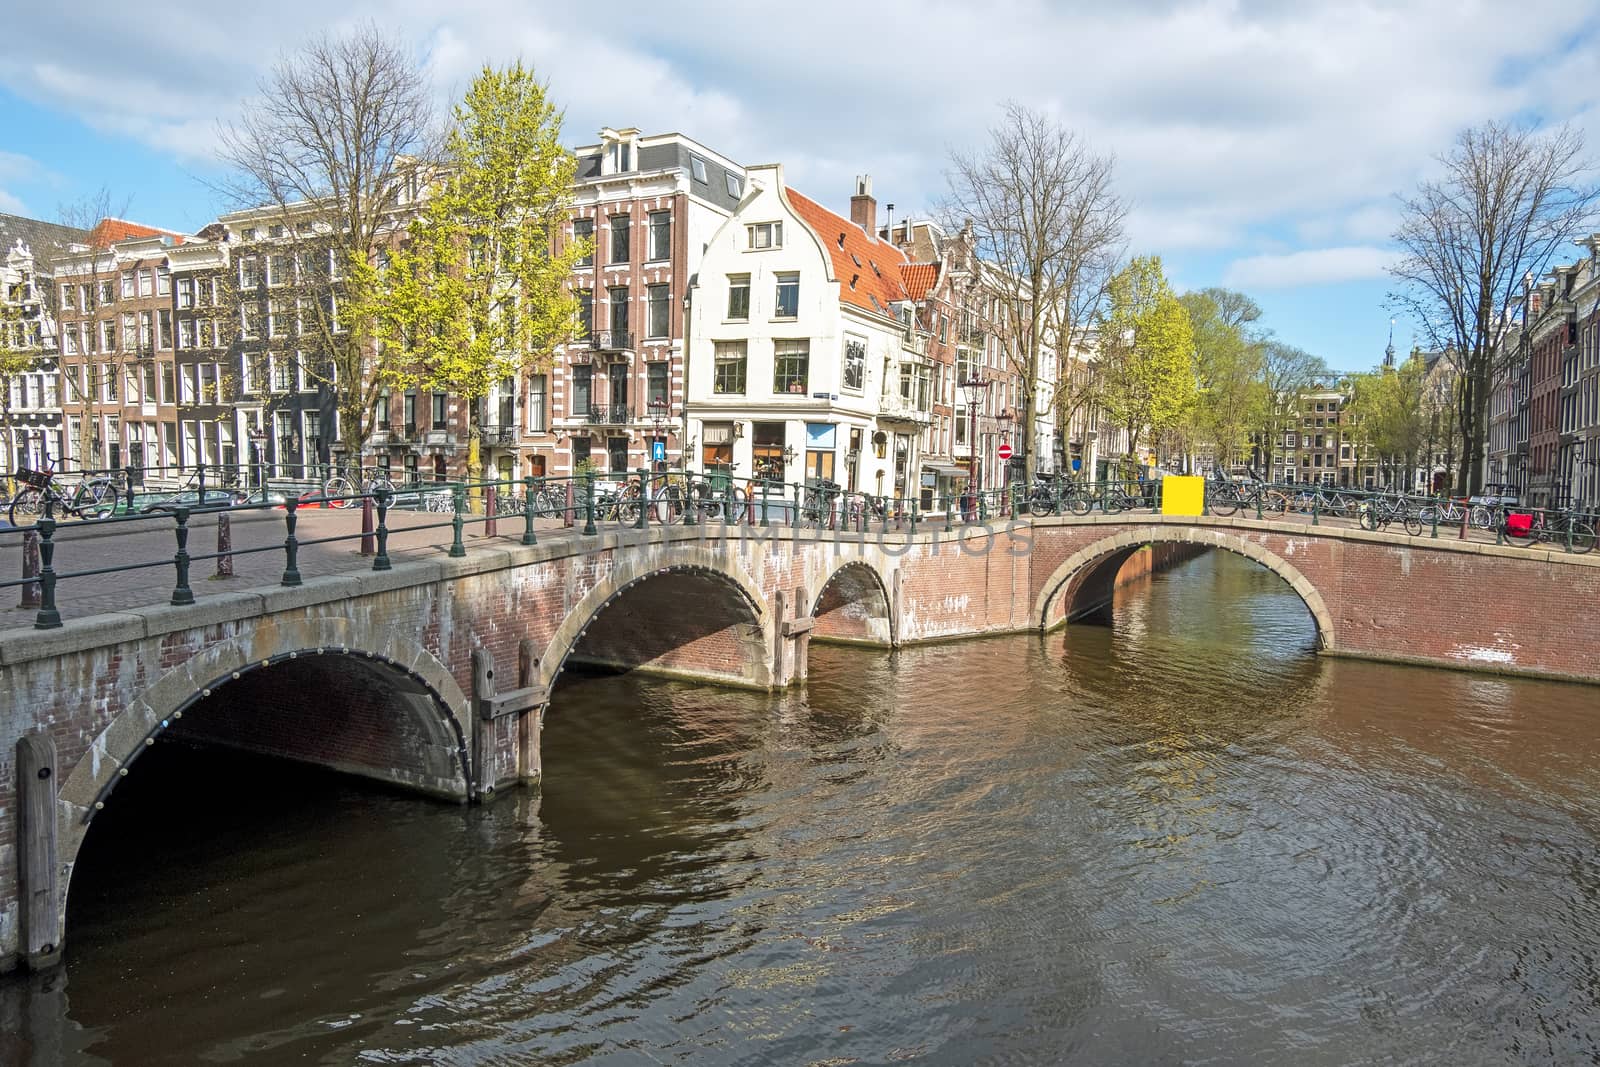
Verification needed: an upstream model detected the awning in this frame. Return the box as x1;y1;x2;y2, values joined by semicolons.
924;463;970;478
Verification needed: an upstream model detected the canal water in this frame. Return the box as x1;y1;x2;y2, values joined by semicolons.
6;550;1600;1065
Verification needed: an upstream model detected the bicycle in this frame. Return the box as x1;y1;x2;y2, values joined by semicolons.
8;461;120;526
1358;494;1423;536
1501;506;1596;553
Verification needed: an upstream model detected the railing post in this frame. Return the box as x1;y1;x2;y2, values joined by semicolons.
20;529;40;608
1565;512;1574;553
360;494;375;556
564;478;575;529
635;468;648;531
449;484;467;557
944;494;954;532
583;471;598;536
1255;491;1264;521
1431;497;1439;539
373;489;392;570
170;507;195;606
1311;493;1320;526
33;514;60;629
197;464;207;509
281;497;303;586
521;476;537;546
1495;505;1505;546
909;498;919;534
485;482;498;539
216;511;234;578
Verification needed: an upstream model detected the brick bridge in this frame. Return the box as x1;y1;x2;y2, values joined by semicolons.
3;513;1598;972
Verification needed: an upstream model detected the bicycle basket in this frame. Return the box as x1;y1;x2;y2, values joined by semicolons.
1506;512;1533;536
17;469;51;489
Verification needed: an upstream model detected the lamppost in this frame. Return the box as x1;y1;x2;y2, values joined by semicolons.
647;397;669;470
960;374;990;499
248;429;267;490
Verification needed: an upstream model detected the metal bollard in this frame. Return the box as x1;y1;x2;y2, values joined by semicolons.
170;507;195;606
281;498;303;586
635;468;648;531
20;529;40;608
360;495;375;556
373;489;393;571
449;485;467;557
33;514;61;629
521;476;537;546
216;511;234;577
485;483;498;539
583;472;597;536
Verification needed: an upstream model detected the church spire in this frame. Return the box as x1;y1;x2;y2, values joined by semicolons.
1384;318;1396;368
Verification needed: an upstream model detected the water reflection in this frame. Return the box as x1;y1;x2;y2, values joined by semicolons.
3;549;1598;1065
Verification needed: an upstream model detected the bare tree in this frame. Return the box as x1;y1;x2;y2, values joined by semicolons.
1253;340;1331;479
217;23;436;463
1390;121;1600;494
943;103;1126;477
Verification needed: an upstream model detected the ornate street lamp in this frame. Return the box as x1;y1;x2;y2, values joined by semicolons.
960;374;990;495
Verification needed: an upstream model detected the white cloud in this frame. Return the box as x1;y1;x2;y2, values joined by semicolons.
0;0;1596;266
1224;246;1393;289
0;188;26;215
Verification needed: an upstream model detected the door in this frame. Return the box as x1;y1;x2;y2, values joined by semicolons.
608;436;628;473
609;367;628;421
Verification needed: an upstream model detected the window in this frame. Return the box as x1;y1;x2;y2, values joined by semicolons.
64;326;80;355
528;374;548;432
727;274;750;320
842;338;866;392
648;211;671;261
100;320;116;352
432;392;448;429
690;156;708;184
774;339;809;394
178;278;194;309
609;215;630;264
267;254;291;286
646;362;668;414
608;286;629;337
138;269;153;297
241;305;257;340
774;272;799;318
726;173;742;198
98;280;114;306
158;309;172;350
403;392;417;434
272;355;294;393
747;222;782;250
121;313;137;350
62;284;76;310
713;341;747;395
572;364;592;415
577;289;593;338
157;267;172;296
239;256;258;289
573;219;594;267
647;285;670;338
120;271;134;298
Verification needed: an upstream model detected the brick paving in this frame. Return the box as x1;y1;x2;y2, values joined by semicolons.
0;500;1554;633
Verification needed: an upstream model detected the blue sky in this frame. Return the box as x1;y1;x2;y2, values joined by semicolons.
5;1;1599;373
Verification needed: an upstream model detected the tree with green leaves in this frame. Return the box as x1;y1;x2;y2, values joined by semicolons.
1099;255;1196;469
1347;356;1428;489
362;61;586;486
1252;340;1332;479
1178;288;1264;471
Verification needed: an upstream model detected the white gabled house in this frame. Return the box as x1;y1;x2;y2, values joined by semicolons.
684;167;934;500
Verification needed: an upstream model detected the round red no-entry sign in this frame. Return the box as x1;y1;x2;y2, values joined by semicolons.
998;442;1014;461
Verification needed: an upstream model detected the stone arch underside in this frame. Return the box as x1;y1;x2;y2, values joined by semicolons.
51;615;472;957
542;549;774;690
1033;528;1335;650
810;559;894;646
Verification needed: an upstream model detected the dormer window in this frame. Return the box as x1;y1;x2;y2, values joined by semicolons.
690;156;708;184
608;141;632;173
726;173;742;198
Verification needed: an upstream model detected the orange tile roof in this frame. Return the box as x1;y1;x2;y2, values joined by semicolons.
784;187;907;316
900;262;939;300
88;218;183;246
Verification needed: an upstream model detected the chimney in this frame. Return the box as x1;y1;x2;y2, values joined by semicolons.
850;175;876;236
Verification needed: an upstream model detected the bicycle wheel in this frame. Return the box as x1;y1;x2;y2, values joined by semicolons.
1030;491;1057;517
8;486;45;526
1469;505;1492;529
1067;492;1092;517
1569;521;1596;554
1263;490;1290;514
78;479;119;519
1403;512;1424;537
1209;491;1239;517
324;474;356;508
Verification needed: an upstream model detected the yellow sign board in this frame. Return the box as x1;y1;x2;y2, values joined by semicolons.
1161;475;1205;517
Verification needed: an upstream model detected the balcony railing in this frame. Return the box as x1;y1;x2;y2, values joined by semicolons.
590;329;633;352
479;423;519;444
583;404;632;425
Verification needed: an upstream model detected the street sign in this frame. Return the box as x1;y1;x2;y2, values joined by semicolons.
650;440;666;462
997;442;1014;461
1071;457;1082;472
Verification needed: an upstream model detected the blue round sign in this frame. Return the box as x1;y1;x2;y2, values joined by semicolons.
1071;457;1082;472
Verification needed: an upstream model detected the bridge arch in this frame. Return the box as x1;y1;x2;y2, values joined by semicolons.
810;558;895;646
51;617;471;961
539;545;774;690
1033;528;1336;650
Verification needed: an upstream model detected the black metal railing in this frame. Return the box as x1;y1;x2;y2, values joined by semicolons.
582;405;631;425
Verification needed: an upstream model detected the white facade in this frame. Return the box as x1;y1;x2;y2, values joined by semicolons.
684;164;925;498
